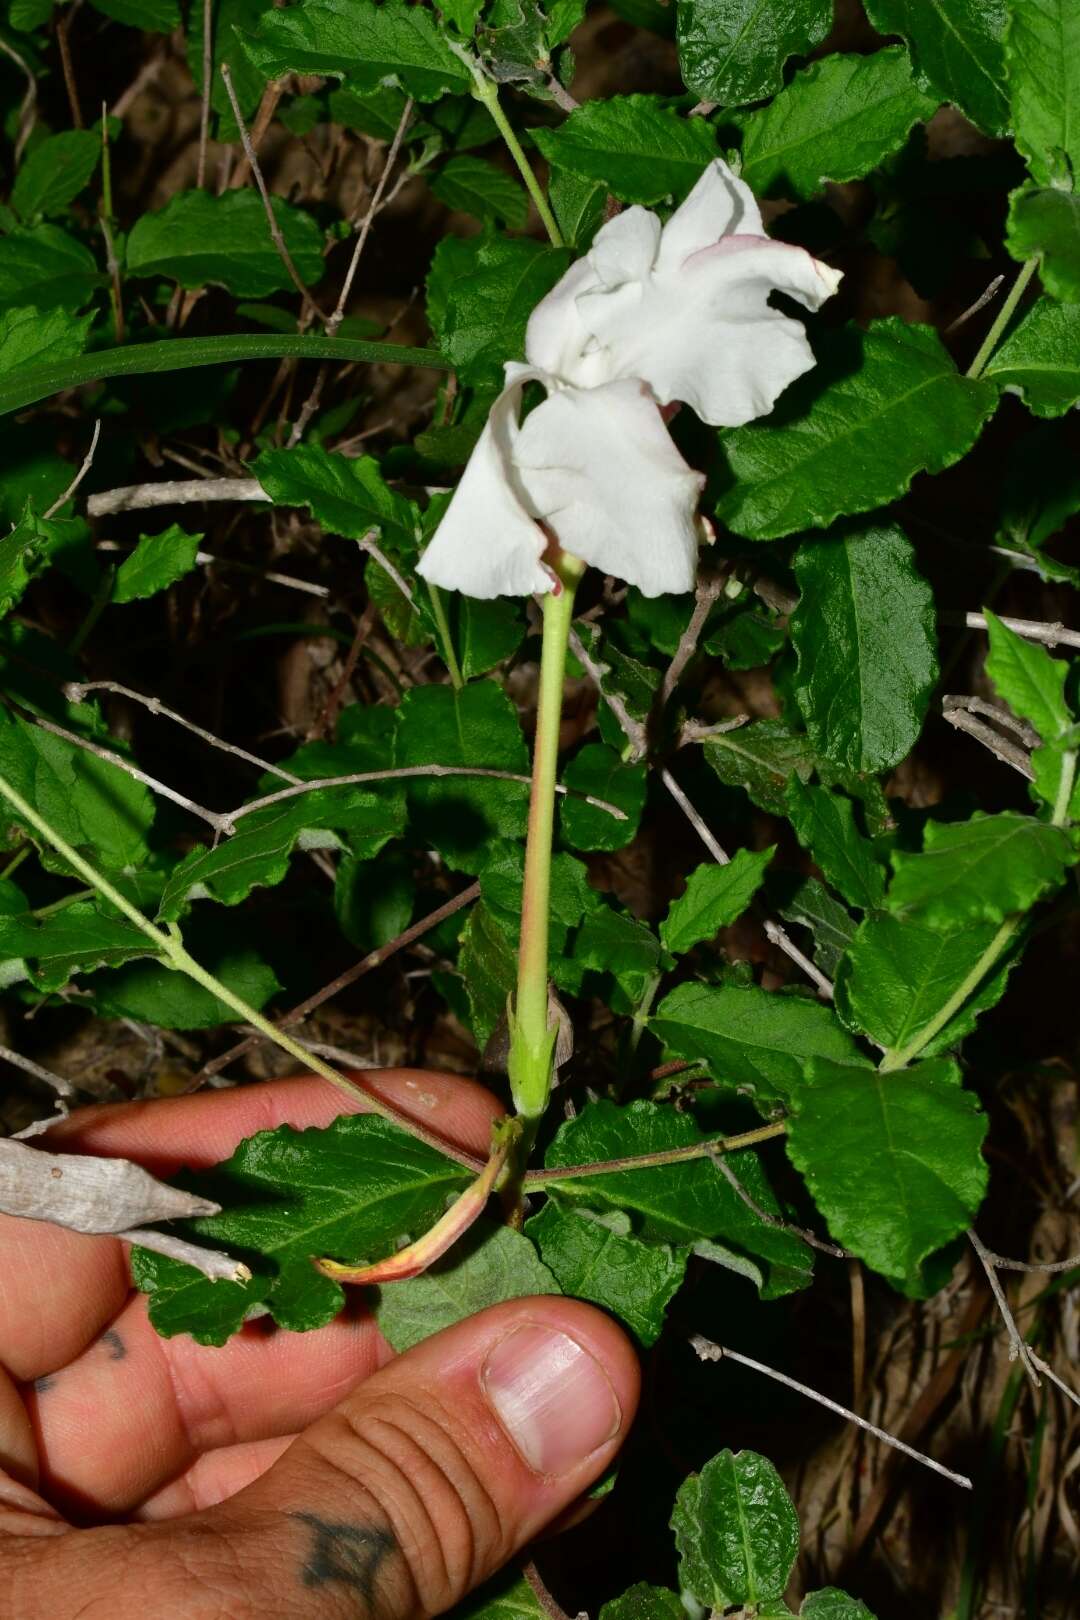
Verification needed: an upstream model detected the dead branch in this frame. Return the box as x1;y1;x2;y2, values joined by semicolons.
0;1136;218;1233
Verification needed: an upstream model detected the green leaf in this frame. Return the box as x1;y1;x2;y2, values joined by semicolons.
791;522;937;775
983;297;1080;416
459;899;517;1047
801;1591;877;1619
334;848;414;953
738;47;938;202
1030;737;1080;823
774;874;857;977
672;1448;799;1609
133;1115;472;1345
984;609;1071;743
254;444;417;555
188;0;265;126
862;0;1009;137
787;1057;988;1290
715;320;998;541
784;782;886;912
126;189;325;298
437;0;484;34
12;130;100;219
0;901;153;992
427;228;572;389
454;1571;548;1619
112;523;202;604
600;1588;685;1620
526;1201;687;1345
245;0;472;100
704;719;816;816
1006;184;1080;303
887;811;1074;927
532;95;718;205
453;595;526;679
561;906;665;1002
549;167;606;248
675;0;831;108
659;846;775;955
430;157;528;228
0;224;101;312
836;911;1019;1058
398;681;529;871
652;981;869;1107
559;743;646;852
92;944;280;1030
1005;0;1080;188
0;504;58;619
0;304;93;378
543;1100;813;1297
91;0;180;28
375;1221;560;1352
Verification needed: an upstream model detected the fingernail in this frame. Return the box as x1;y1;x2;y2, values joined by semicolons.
481;1324;622;1476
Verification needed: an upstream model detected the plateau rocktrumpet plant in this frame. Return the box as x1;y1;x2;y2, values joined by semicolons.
418;157;842;1140
417;157;842;601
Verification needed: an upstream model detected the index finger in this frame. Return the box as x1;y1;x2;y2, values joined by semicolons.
1;1068;502;1382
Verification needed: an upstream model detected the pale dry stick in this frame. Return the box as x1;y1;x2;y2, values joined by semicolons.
968;1227;1077;1399
309;599;378;741
87;476;265;516
567;626;647;760
197;0;213;188
975;1242;1080;1275
189;880;482;1086
0;1044;74;1100
944;273;1005;334
942;694;1041;748
689;1334;973;1490
96;538;329;600
688;99;718;117
42;420;101;521
659;766;835;1001
704;1143;850;1259
230;78;286;190
942;707;1035;780
64;680;303;785
680;714;750;745
0;34;37;163
118;1227;249;1284
544;76;580;113
220;62;325;318
110;48;164;121
356;529;414;605
55;0;83;128
949;611;1080;651
658;571;725;711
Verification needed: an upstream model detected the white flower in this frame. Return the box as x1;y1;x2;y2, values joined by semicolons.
417;159;842;600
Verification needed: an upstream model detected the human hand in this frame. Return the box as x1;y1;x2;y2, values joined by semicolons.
0;1071;639;1618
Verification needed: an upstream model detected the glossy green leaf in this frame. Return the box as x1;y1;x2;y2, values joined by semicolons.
984;609;1071;742
427;229;572;388
526;1201;687;1345
133;1115;472;1345
704;720;816;815
1005;0;1080;188
533;95;717;205
12;130;101;220
600;1587;685;1620
112;523;202;604
672;1448;799;1609
543;1100;813;1297
453;596;526;680
716;321;998;540
675;0;831;107
863;0;1009;136
558;905;665;1002
784;782;886;912
983;298;1080;415
836;911;1019;1058
254;444;417;555
652;981;869;1107
430;156;528;228
887;811;1074;927
660;846;774;955
126;189;325;298
801;1591;878;1619
774;874;857;977
549;168;606;247
0;901;153;992
559;743;646;852
1006;184;1080;303
375;1221;560;1351
459;899;517;1047
738;48;937;202
0;305;93;379
0;225;101;312
0;503;65;619
244;0;472;100
791;521;937;775
787;1057;988;1290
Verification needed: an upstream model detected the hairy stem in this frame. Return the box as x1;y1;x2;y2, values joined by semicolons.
509;557;584;1121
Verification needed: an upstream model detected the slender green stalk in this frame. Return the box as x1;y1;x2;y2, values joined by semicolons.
425;581;464;690
966;258;1039;380
1052;750;1077;827
878;916;1021;1073
0;844;31;881
522;1120;788;1187
31;887;95;920
468;72;564;248
508;555;584;1121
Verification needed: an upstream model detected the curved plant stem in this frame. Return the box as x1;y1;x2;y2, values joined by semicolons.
965;257;1038;380
522;1120;788;1187
467;70;564;248
508;557;584;1123
0;333;449;418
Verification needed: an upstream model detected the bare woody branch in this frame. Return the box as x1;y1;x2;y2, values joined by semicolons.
0;1136;219;1233
941;707;1035;779
87;477;266;516
950;611;1080;651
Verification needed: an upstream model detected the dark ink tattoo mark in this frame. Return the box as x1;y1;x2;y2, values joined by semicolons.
100;1329;126;1361
289;1511;395;1610
33;1374;56;1395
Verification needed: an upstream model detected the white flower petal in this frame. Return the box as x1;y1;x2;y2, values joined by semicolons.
578;234;843;426
588;205;662;288
416;374;553;599
657;158;765;272
513;378;705;597
524;255;611;388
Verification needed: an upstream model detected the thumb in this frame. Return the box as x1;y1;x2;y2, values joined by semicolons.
209;1297;637;1618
